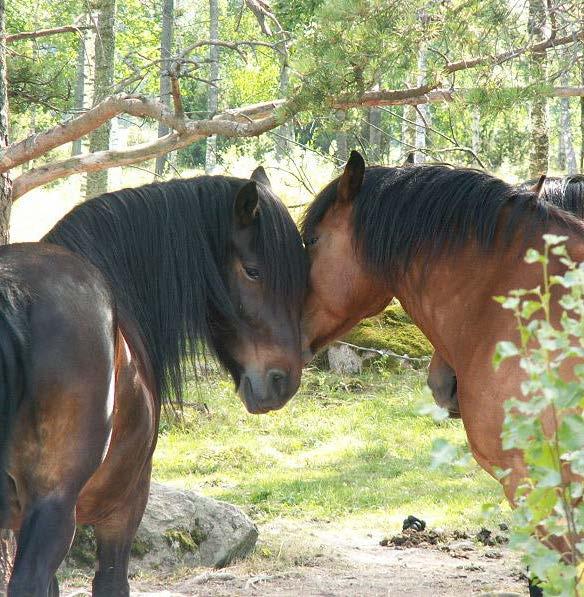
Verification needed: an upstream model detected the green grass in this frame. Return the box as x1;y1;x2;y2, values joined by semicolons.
153;368;510;532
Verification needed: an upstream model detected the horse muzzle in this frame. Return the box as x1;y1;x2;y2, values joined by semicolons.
237;368;299;414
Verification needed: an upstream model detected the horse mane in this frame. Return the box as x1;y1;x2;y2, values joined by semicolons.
520;174;584;219
43;176;306;405
301;165;584;283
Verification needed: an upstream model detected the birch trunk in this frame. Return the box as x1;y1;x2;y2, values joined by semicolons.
527;0;549;178
559;74;577;174
414;43;429;164
205;0;219;174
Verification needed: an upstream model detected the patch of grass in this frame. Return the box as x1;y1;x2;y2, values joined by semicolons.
153;368;508;532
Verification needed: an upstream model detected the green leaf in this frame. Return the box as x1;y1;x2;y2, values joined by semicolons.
558;415;584;453
493;341;519;369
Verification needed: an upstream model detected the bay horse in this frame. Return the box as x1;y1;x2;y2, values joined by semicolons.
300;151;583;594
4;170;307;596
428;173;584;418
0;243;116;596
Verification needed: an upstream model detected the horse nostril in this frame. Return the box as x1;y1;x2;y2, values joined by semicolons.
267;369;288;399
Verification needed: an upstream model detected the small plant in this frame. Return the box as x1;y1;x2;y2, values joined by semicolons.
493;234;584;596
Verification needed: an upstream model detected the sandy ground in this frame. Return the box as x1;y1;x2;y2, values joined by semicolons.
64;520;528;597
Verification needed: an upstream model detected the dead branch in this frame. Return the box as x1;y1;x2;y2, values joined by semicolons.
4;25;93;44
444;29;583;74
11;111;280;199
6;82;584;199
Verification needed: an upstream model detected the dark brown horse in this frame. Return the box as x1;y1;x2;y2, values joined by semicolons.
4;170;307;596
428;173;584;418
300;152;583;593
0;243;117;596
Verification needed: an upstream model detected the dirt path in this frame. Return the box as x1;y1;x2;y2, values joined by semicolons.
66;520;527;596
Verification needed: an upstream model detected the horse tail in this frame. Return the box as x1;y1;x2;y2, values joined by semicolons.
0;280;30;522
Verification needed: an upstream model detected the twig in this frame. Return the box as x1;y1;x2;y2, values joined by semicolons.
335;340;431;363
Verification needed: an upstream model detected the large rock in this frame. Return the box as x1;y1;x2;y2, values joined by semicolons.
67;483;258;572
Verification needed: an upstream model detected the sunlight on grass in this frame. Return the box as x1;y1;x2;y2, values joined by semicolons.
153;368;509;533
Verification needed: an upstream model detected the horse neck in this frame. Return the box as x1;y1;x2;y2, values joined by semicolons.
394;224;584;368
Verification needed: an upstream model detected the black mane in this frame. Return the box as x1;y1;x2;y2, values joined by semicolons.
43;176;306;405
302;165;583;283
520;175;584;219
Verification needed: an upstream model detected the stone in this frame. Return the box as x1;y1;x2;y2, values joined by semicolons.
67;483;258;572
327;344;362;374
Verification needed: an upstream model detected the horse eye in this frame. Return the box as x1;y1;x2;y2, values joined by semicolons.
244;266;261;281
304;237;318;248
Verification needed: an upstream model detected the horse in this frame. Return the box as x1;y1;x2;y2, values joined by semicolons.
4;169;307;596
0;243;117;596
300;151;583;595
428;173;584;418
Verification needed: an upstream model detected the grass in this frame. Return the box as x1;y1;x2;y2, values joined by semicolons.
153;367;510;534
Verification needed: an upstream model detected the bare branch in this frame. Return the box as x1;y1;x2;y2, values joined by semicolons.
445;29;583;74
11;112;280;199
4;25;93;44
6;81;584;199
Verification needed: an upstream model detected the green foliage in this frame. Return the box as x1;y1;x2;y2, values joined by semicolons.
492;235;584;596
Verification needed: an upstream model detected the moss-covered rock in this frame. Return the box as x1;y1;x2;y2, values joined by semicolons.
342;302;432;368
163;522;207;554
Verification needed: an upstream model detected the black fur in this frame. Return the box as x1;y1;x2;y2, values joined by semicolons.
302;165;583;284
44;176;306;405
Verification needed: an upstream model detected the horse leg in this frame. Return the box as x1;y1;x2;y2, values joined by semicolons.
92;460;152;597
528;578;543;596
8;496;76;596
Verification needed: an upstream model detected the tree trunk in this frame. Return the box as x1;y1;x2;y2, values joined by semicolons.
86;0;117;198
527;0;548;178
205;0;219;174
275;54;294;158
72;23;90;157
0;0;12;245
335;110;348;164
368;81;382;162
155;0;175;177
471;107;481;157
0;3;15;586
414;43;430;164
581;60;584;172
559;74;577;174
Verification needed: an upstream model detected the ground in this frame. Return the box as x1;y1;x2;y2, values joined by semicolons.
64;519;527;596
59;368;530;596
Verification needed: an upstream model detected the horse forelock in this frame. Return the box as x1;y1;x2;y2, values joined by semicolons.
42;176;306;407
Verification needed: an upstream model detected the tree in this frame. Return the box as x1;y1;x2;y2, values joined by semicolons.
86;0;117;199
205;0;219;174
527;0;549;178
154;0;174;177
0;0;582;223
0;0;11;244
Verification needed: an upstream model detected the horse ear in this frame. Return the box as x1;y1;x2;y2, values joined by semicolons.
530;174;547;197
234;181;259;228
250;166;272;189
338;150;365;204
404;152;415;165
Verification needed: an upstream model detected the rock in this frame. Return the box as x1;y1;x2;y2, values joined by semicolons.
448;540;474;551
327;344;362;374
67;483;258;572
